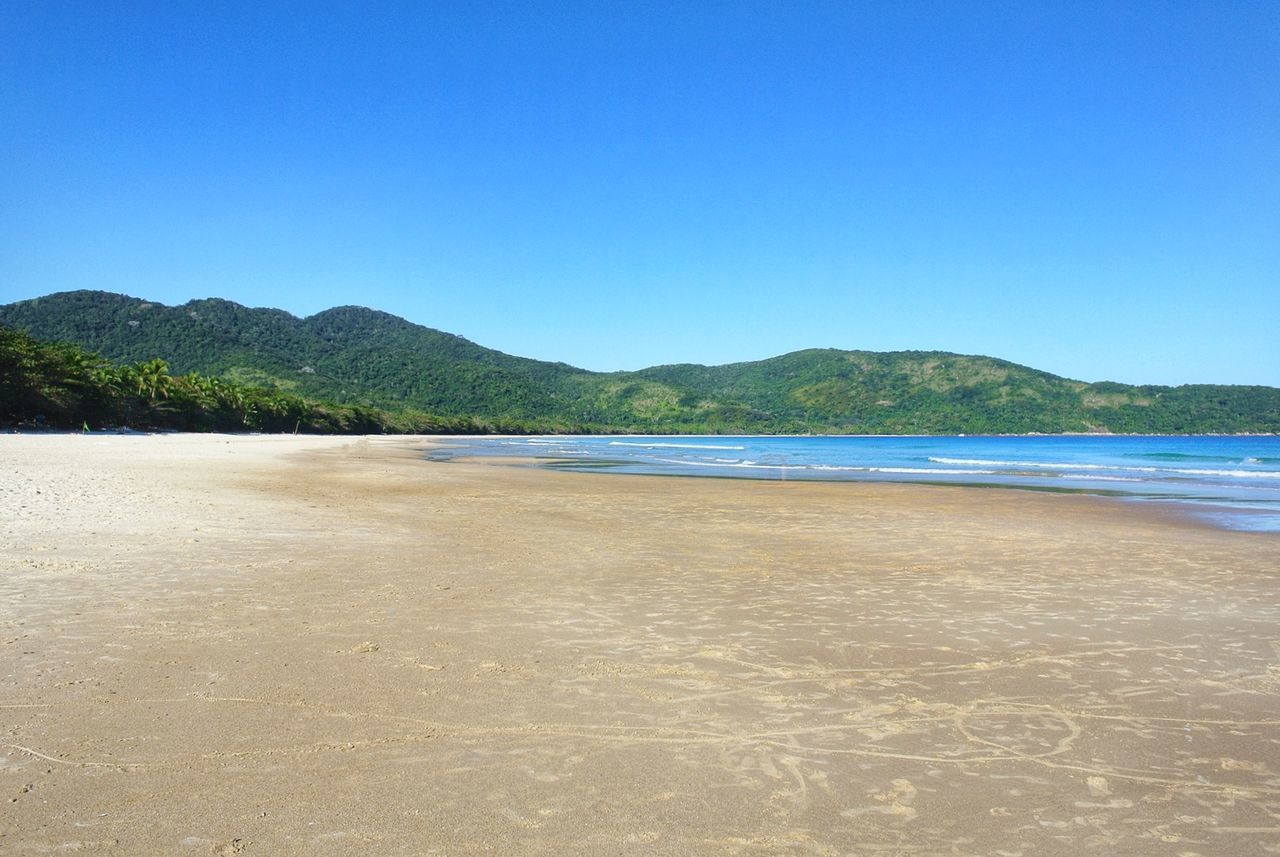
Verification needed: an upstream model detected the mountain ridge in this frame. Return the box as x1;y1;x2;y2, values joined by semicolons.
2;290;1277;434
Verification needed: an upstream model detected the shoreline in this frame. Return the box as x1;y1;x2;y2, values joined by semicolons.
431;434;1280;534
442;451;1245;535
3;434;1279;855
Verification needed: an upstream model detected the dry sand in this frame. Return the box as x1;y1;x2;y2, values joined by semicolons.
2;433;1279;856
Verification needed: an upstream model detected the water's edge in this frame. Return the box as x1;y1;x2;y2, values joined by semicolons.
429;435;1280;533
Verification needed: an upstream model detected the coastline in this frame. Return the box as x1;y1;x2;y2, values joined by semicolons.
3;433;1279;855
432;433;1280;533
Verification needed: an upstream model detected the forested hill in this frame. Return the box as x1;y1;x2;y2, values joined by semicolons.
3;290;1278;434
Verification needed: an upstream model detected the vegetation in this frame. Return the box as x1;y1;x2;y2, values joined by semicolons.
0;326;576;434
2;291;1278;435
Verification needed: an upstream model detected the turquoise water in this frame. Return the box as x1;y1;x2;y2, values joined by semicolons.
431;435;1280;532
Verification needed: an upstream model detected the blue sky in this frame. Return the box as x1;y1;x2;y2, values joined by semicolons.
2;1;1277;385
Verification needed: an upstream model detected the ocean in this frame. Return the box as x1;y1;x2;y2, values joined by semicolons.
430;434;1280;532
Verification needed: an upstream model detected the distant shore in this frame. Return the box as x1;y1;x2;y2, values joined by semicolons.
3;433;1279;855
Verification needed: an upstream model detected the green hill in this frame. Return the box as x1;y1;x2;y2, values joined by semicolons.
3;290;1277;434
0;324;481;434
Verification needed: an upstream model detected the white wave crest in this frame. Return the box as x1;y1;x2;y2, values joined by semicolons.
868;467;996;475
654;457;800;470
1169;468;1280;479
928;456;1155;472
610;441;746;450
1059;474;1143;482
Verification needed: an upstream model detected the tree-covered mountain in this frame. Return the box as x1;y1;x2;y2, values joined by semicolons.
3;290;1277;434
0;325;499;434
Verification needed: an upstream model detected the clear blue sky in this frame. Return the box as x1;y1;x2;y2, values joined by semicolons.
2;1;1277;385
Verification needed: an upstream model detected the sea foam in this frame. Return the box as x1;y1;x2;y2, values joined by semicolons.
610;441;746;450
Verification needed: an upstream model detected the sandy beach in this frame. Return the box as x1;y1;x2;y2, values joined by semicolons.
2;434;1278;856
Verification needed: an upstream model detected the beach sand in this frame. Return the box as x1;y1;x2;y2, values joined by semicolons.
2;434;1279;856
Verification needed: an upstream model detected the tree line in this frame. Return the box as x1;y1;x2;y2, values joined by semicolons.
5;319;1277;436
0;325;593;435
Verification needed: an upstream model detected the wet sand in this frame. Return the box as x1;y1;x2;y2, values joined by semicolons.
2;434;1279;856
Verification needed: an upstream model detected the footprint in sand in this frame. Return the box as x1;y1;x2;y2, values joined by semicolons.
841;778;918;821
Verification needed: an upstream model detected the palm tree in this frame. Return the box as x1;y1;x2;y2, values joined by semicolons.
134;359;172;401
